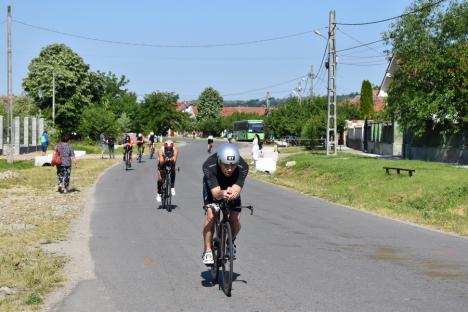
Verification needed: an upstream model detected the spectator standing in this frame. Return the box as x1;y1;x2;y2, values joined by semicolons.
107;134;115;159
99;130;106;159
55;133;76;193
252;134;260;165
40;130;49;156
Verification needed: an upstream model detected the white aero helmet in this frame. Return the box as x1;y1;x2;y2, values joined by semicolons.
217;144;240;165
150;131;154;135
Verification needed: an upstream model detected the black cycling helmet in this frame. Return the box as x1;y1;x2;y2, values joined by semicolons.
217;144;240;165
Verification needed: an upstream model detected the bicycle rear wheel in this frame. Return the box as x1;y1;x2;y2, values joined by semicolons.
221;222;234;296
210;223;220;285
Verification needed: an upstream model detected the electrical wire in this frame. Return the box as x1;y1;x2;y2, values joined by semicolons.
336;39;386;53
339;62;387;67
315;39;329;82
337;27;386;55
221;74;308;97
340;54;387;59
14;19;322;48
335;0;447;26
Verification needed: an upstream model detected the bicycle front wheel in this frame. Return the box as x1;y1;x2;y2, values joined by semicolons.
166;177;172;211
210;223;220;285
221;222;233;296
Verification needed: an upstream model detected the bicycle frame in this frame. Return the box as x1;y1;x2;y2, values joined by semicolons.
204;201;253;296
160;162;173;210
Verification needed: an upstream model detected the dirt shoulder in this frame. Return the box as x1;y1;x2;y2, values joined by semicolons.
0;157;118;311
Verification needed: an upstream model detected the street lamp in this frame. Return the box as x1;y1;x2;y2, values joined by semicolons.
314;29;327;40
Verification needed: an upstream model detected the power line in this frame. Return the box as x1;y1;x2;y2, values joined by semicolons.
336;39;386;53
14;19;322;48
337;27;385;55
339;62;387;67
221;74;307;97
335;0;447;26
315;39;328;82
340;54;387;59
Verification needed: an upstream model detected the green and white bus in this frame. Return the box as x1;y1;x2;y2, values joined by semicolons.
233;120;265;141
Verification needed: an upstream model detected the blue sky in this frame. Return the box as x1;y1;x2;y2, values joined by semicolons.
0;0;411;101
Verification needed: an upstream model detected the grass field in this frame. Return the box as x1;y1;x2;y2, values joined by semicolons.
253;150;468;236
0;158;117;311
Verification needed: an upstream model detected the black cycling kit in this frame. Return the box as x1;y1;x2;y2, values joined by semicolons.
202;153;249;208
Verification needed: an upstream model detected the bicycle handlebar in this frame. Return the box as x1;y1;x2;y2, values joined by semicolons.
203;204;254;215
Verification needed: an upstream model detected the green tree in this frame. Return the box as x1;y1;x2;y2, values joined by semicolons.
359;80;374;119
196;117;224;135
265;97;307;138
196;87;223;122
116;112;132;134
22;44;94;133
138;92;181;134
384;0;467;135
78;106;118;141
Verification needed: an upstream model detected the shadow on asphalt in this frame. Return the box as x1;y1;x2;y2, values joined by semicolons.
157;204;178;211
200;270;244;287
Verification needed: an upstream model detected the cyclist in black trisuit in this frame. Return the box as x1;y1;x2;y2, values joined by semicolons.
156;140;178;202
122;134;133;167
202;144;249;265
148;131;156;157
136;133;145;159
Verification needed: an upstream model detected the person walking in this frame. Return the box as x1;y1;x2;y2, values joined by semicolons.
40;130;49;156
99;130;106;159
55;133;76;193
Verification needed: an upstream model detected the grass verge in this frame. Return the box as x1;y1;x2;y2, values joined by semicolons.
251;151;468;236
0;158;117;311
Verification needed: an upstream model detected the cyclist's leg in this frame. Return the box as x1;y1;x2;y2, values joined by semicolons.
157;167;164;194
170;163;176;186
202;177;216;253
228;199;242;241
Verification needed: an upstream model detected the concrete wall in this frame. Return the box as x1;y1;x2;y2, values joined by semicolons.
1;116;44;155
367;141;402;156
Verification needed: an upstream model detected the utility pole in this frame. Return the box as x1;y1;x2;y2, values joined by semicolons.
52;71;55;123
7;6;13;163
309;64;314;98
326;10;337;156
265;91;271;116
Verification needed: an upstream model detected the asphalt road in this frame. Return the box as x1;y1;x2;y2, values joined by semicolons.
57;139;468;312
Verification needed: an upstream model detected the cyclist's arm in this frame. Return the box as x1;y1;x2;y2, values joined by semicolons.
203;160;228;201
210;186;229;201
158;150;165;164
234;156;249;188
172;148;178;162
226;184;242;201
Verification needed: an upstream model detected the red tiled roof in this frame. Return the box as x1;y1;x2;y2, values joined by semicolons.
222;106;266;116
343;90;386;112
177;105;266;117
